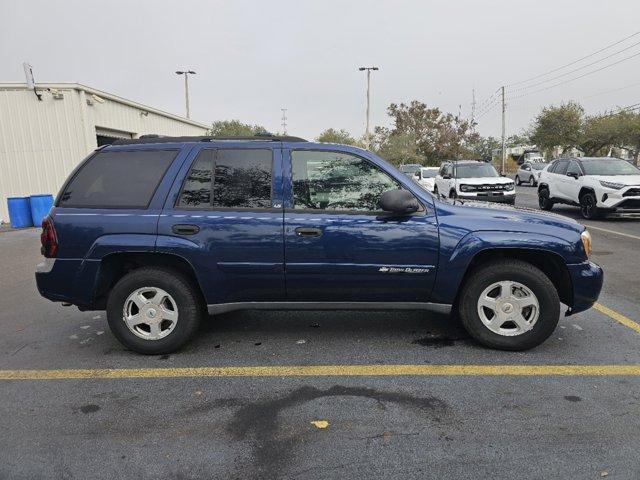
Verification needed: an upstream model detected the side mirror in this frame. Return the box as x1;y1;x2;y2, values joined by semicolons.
380;189;419;215
442;174;451;180
567;172;579;179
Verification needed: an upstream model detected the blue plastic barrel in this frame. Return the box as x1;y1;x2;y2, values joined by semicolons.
7;197;34;228
29;194;54;226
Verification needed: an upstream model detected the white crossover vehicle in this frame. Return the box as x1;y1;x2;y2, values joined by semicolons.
538;157;640;219
434;160;516;204
412;166;439;192
516;161;548;186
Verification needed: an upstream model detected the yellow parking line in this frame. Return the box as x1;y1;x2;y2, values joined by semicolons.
594;303;640;334
585;224;640;241
2;364;640;380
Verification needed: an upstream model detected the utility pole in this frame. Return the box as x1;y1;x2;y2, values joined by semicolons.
358;66;379;148
471;88;476;131
281;108;288;135
175;70;196;118
501;85;506;174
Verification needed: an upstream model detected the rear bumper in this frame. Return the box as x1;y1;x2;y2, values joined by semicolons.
35;258;99;308
566;261;603;315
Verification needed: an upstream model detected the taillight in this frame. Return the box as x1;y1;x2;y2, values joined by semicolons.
40;216;58;258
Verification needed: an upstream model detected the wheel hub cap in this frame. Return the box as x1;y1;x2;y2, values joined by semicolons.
123;287;178;341
477;281;540;337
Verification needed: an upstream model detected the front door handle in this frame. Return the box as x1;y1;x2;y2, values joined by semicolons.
295;227;322;237
172;224;200;235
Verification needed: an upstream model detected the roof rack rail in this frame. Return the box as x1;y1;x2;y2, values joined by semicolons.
112;134;308;145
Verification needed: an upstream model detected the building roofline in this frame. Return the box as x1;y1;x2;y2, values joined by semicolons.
0;82;210;129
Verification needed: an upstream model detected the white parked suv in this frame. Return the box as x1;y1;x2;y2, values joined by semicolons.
434;160;516;204
515;161;548;186
412;166;439;192
538;157;640;219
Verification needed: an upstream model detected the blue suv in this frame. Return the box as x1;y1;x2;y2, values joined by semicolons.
36;135;603;354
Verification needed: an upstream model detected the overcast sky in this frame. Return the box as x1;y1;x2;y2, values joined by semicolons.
2;0;640;141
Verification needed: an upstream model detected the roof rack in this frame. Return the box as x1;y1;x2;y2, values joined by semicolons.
112;134;308;145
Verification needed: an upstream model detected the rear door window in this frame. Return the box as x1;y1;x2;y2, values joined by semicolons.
59;149;177;208
177;149;273;209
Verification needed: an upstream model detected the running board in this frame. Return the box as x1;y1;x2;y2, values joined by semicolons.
207;301;452;315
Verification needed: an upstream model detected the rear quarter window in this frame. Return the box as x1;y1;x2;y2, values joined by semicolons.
58;150;177;208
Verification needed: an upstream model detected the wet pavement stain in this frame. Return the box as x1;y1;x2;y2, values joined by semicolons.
187;385;450;479
564;395;582;402
79;404;101;414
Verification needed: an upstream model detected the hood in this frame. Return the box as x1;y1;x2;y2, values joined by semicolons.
456;177;514;185
590;174;640;186
435;198;584;239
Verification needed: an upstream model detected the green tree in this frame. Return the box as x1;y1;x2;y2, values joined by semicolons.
316;128;358;145
385;101;478;163
372;128;425;166
210;120;268;137
470;135;501;162
530;101;584;154
613;110;640;165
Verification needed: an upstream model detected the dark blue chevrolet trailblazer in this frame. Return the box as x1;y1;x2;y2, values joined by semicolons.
35;135;603;354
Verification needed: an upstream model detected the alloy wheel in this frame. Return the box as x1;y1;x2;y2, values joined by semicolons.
476;281;540;336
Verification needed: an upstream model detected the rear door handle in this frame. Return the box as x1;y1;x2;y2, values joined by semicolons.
172;224;200;235
295;227;322;237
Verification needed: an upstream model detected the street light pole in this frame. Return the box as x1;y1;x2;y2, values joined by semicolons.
175;70;196;119
358;66;378;148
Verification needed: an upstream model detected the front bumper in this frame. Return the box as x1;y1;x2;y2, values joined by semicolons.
566;261;603;315
458;192;516;204
598;188;640;216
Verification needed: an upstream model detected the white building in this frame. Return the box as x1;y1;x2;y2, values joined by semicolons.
0;82;209;223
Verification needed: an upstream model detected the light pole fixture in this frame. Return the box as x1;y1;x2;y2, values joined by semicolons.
175;70;196;119
358;66;378;148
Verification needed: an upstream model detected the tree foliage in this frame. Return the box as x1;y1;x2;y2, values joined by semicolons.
210;120;268;137
530;102;640;163
373;100;479;166
316;128;358;145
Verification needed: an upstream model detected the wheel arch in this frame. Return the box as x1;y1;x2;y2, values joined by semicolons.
93;252;205;310
456;248;572;308
578;186;596;201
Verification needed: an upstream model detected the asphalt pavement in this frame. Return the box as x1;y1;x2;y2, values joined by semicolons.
1;187;639;479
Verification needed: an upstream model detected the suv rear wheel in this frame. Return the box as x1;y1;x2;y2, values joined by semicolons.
538;187;553;210
106;267;203;354
458;260;560;350
515;175;521;186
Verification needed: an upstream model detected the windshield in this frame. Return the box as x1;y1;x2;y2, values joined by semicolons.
581;159;640;176
531;163;547;170
420;168;437;178
455;163;499;178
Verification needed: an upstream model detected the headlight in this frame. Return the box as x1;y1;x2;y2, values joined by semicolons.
504;182;515;191
581;230;592;258
599;180;624;190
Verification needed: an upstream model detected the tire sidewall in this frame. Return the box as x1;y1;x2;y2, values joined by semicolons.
580;192;599;219
459;263;560;350
107;268;202;354
538;188;552;210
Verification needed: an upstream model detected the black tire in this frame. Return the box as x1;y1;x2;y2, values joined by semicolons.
433;185;439;197
106;267;204;354
515;175;521;186
538;187;553;211
580;191;602;220
449;189;457;199
529;176;537;186
458;260;560;351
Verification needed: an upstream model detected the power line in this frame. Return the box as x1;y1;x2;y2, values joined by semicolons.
508;39;640;93
582;81;640;99
505;29;640;88
506;50;640;101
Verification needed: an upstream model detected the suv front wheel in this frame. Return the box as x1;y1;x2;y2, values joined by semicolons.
458;260;560;350
107;267;204;354
538;187;554;210
580;191;602;219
